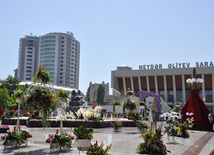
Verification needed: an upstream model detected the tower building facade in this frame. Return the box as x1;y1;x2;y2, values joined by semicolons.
18;32;80;89
18;36;39;81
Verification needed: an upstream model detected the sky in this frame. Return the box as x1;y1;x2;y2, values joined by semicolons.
0;0;214;95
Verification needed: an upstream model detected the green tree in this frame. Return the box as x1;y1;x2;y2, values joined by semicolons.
0;87;12;110
96;85;105;104
85;86;91;103
1;75;20;91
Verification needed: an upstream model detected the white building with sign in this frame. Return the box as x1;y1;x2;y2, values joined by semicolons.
111;62;214;112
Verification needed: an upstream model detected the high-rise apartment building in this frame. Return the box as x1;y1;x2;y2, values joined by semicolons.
18;36;39;81
18;32;80;89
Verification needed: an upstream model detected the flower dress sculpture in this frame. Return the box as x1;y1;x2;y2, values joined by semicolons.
181;77;211;129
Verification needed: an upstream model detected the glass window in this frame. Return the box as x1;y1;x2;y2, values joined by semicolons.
205;90;213;102
41;36;56;40
176;91;183;103
159;91;165;101
167;91;174;103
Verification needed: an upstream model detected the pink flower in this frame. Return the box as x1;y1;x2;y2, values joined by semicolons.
45;137;53;143
29;134;32;137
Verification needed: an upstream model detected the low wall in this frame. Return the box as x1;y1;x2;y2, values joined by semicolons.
2;118;137;128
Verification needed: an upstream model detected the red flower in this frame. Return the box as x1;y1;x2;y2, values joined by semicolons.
41;95;46;99
70;136;75;140
14;127;17;131
29;134;32;137
18;126;21;130
1;135;7;140
56;129;59;134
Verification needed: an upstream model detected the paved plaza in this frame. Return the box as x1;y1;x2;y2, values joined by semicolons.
0;123;214;155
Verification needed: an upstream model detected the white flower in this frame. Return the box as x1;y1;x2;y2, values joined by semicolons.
192;78;196;83
94;113;98;118
56;114;66;121
196;78;203;83
186;78;192;83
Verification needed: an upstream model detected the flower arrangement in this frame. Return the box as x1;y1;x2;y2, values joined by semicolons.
1;126;32;146
164;122;189;138
122;88;138;111
57;89;68;103
46;129;75;151
33;65;50;84
186;78;203;90
176;123;189;138
86;140;112;155
164;124;178;137
26;88;55;127
186;117;194;128
76;106;103;121
186;112;194;128
136;121;148;131
137;128;170;154
112;121;123;132
123;99;137;111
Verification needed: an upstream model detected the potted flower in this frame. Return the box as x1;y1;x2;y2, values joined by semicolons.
86;140;112;155
73;125;94;151
112;121;123;132
46;129;75;151
1;126;32;147
137;128;171;154
136;121;148;133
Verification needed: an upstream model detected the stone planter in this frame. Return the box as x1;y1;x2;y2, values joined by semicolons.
77;139;91;151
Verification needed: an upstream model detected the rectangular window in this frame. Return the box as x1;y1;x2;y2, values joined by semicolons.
27;59;32;61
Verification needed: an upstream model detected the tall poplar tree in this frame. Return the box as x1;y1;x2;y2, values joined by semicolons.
96;84;105;104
